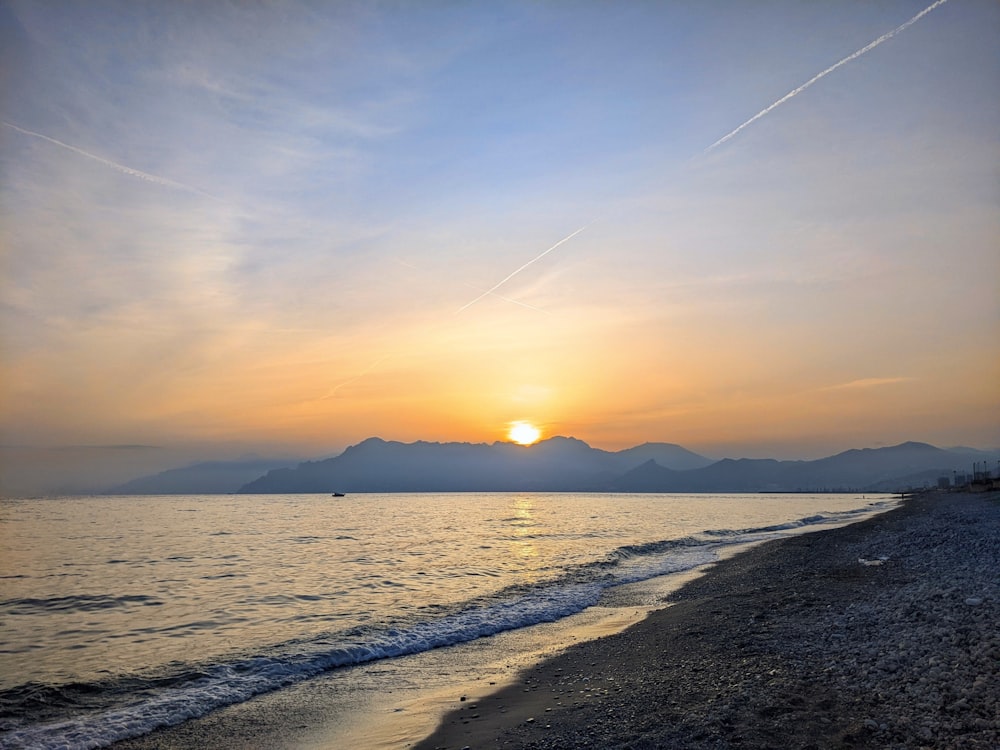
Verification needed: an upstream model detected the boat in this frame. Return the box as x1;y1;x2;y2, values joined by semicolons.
331;492;345;497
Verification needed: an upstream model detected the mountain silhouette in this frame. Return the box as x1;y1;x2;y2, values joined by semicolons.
611;442;716;472
237;437;711;493
238;436;663;493
611;441;990;493
231;437;992;494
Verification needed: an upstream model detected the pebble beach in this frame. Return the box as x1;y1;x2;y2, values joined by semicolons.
414;490;999;749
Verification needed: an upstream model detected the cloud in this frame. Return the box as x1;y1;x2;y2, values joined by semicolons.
55;444;162;451
823;377;914;391
1;0;996;461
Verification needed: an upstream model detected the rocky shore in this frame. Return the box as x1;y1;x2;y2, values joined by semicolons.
414;491;998;749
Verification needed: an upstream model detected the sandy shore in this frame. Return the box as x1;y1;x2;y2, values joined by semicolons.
414;490;998;750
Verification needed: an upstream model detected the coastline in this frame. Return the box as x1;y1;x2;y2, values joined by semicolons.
414;490;998;749
109;491;997;750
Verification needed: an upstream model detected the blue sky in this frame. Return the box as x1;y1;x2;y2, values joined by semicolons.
1;0;998;493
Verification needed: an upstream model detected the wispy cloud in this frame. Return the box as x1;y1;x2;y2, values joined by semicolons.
55;444;162;451
705;0;950;153
1;120;223;201
2;1;996;465
823;377;914;391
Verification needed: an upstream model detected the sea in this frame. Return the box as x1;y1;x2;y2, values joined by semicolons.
0;492;895;749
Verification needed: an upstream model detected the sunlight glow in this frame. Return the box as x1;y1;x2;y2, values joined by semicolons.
508;421;541;446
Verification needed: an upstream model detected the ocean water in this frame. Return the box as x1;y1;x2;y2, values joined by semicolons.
0;492;893;749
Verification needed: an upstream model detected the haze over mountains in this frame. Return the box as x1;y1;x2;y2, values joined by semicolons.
105;438;998;495
239;438;713;494
107;459;295;496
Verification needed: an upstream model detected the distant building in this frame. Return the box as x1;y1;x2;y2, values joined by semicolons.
938;476;951;489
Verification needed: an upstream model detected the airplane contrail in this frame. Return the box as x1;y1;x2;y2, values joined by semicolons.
321;355;392;399
467;288;549;314
392;257;550;314
2;119;222;201
457;1;949;316
455;222;594;313
705;0;950;153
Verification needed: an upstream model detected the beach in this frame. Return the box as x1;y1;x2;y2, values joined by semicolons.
414;490;998;750
106;490;999;750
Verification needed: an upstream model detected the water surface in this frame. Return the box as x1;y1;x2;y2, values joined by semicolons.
0;492;892;748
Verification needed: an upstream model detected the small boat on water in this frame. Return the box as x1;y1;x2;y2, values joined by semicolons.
331;492;346;497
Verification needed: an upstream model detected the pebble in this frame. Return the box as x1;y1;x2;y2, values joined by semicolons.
780;494;999;744
434;493;998;749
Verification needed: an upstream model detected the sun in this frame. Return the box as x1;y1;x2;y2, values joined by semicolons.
508;421;542;446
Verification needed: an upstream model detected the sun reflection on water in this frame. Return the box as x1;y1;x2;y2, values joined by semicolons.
508;495;538;559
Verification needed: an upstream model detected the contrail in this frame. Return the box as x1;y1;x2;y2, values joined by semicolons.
705;0;950;153
321;355;392;399
471;288;549;314
455;222;594;313
457;1;949;315
2;119;222;201
392;257;549;314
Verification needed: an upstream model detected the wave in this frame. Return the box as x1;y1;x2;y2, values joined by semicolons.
0;594;164;616
0;501;891;749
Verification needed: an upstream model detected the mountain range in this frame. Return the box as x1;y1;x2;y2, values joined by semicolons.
612;442;994;493
235;437;712;494
105;438;996;495
106;458;294;495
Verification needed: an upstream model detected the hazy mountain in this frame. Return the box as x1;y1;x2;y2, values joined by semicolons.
611;459;684;491
106;459;296;495
242;437;607;493
236;437;993;494
238;437;714;493
609;442;714;472
945;445;1000;459
109;438;992;495
612;442;994;493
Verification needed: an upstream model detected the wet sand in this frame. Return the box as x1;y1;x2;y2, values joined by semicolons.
414;491;998;749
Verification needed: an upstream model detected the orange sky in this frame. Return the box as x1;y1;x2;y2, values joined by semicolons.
2;1;998;493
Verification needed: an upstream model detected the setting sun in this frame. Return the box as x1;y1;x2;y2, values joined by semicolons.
508;421;541;446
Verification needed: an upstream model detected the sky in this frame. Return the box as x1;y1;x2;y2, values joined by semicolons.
1;0;998;494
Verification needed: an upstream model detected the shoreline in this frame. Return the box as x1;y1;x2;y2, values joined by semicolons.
107;492;997;749
414;490;998;749
108;550;728;750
